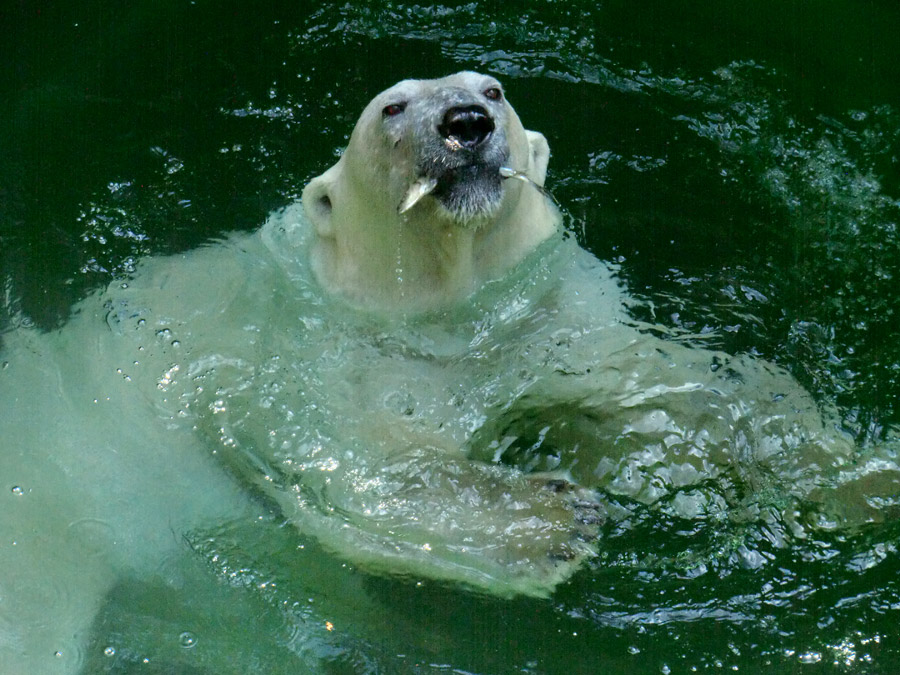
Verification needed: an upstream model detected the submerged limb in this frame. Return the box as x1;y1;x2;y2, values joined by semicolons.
204;413;600;597
275;445;600;597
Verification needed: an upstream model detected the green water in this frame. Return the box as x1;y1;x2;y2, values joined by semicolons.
2;2;900;672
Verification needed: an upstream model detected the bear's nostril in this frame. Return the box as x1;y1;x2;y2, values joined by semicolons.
438;105;494;148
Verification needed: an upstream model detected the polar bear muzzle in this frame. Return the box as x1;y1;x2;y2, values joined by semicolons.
409;94;509;225
398;100;506;221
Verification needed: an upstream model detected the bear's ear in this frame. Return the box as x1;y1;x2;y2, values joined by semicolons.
302;167;338;237
525;130;550;187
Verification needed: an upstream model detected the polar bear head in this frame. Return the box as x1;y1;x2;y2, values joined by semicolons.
302;71;559;311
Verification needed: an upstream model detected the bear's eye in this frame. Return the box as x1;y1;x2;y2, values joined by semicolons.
483;87;503;101
382;102;407;117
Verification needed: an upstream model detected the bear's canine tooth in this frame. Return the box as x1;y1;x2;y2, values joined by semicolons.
398;176;439;214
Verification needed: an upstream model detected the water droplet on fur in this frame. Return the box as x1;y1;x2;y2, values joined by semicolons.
103;646;116;657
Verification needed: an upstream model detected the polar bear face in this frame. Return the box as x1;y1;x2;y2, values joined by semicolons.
354;72;519;223
303;72;560;311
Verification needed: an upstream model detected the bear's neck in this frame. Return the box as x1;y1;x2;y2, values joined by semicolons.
310;179;557;312
320;216;480;310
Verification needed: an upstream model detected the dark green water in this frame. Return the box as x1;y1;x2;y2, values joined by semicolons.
2;1;899;672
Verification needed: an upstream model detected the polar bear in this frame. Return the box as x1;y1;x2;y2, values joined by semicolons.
2;72;898;673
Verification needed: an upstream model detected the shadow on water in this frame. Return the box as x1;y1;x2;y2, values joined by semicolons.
2;1;900;673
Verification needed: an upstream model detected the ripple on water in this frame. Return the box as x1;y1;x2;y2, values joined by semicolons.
67;517;117;558
0;572;86;671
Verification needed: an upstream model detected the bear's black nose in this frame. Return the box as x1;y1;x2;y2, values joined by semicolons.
438;105;495;149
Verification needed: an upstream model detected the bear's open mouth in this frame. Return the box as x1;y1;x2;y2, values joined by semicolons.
399;162;504;224
433;163;501;194
432;163;504;223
